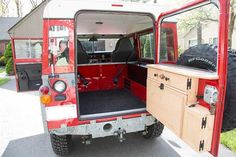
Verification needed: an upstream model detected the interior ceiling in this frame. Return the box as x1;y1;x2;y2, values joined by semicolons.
76;13;153;35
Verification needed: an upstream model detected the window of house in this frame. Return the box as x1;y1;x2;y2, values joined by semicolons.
14;39;42;59
140;33;154;60
213;37;218;45
189;39;197;48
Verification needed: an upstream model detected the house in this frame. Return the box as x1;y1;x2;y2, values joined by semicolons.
180;20;236;50
0;17;21;55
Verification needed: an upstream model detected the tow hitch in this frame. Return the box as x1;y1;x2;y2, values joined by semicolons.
114;128;126;142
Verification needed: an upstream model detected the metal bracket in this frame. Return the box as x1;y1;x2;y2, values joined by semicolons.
209;103;216;115
82;135;92;145
201;117;207;129
199;140;205;151
187;78;192;90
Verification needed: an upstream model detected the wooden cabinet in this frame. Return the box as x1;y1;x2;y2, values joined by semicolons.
147;64;217;152
182;105;214;152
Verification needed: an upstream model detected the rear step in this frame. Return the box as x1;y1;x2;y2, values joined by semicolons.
79;108;146;120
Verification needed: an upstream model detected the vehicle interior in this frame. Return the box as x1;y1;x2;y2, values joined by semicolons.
76;12;155;119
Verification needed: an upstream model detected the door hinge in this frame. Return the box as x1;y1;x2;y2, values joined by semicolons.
201;117;207;129
199;140;205;151
187;78;192;90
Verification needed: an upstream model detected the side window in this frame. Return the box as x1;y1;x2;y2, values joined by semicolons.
129;36;134;47
48;25;69;66
140;33;154;60
160;26;175;62
14;39;42;59
79;38;118;53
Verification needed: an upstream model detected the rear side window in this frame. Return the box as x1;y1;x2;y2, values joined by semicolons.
140;33;154;60
48;25;70;67
14;39;42;59
159;26;176;62
79;38;118;53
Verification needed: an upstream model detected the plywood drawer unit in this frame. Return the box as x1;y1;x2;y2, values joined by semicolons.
146;64;216;153
147;79;187;136
182;105;214;152
147;67;198;106
147;66;199;93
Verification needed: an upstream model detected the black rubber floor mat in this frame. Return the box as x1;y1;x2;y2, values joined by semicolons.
79;89;145;115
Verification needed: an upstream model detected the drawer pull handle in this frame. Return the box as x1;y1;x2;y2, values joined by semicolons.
159;74;165;80
159;83;164;90
154;73;158;77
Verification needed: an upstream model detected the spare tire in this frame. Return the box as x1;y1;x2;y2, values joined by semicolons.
177;44;236;132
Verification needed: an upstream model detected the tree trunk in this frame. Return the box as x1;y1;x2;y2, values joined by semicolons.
228;0;236;48
14;0;22;17
29;0;38;9
197;22;202;45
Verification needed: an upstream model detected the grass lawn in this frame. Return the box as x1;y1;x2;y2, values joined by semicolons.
0;67;5;73
221;129;236;152
0;78;10;86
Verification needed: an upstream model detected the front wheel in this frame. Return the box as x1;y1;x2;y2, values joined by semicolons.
143;121;164;139
50;134;72;156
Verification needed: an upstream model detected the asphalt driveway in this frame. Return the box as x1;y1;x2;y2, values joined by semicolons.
0;78;235;157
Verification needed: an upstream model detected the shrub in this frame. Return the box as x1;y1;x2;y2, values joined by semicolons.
6;58;14;75
0;56;5;66
4;42;12;64
4;42;14;75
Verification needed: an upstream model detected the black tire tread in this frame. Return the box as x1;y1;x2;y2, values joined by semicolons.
143;121;164;139
50;134;72;156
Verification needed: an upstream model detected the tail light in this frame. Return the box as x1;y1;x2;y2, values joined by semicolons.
39;86;49;95
39;85;52;105
40;95;52;104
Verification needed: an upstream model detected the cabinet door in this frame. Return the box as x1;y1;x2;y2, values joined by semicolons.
147;79;187;136
182;105;214;152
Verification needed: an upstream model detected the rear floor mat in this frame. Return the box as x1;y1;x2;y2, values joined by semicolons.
79;89;145;115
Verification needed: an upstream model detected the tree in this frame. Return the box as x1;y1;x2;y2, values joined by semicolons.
144;36;151;58
0;0;9;17
179;6;218;45
14;0;23;17
29;0;42;9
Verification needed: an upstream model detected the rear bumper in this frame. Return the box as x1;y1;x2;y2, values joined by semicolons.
49;114;155;138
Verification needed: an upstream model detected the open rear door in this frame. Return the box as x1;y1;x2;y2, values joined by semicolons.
147;0;229;156
12;39;43;92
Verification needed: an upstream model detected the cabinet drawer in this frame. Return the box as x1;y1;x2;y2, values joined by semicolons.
147;79;187;137
147;67;198;93
182;105;214;152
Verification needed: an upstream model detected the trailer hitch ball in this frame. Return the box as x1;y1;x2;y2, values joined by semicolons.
114;128;126;142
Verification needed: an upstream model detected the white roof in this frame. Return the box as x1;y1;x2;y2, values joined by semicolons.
76;12;153;35
43;0;169;20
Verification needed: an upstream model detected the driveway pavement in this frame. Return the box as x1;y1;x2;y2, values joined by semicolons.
0;79;235;157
